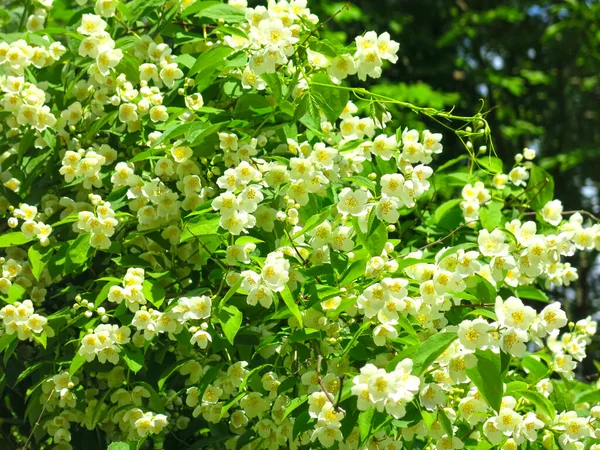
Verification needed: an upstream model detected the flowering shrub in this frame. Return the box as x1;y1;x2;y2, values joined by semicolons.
0;0;599;449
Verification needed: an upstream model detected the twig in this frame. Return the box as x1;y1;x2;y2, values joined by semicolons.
316;355;344;413
284;228;308;266
505;178;548;207
21;392;52;450
413;220;479;253
523;209;600;222
186;226;228;271
451;303;494;309
335;375;345;409
291;2;351;57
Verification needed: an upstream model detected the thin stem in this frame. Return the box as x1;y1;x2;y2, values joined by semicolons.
451;303;494;309
19;0;32;32
523;209;600;222
284;227;308;266
186;226;228;271
335;375;345;409
316;355;345;413
21;391;52;450
291;2;351;58
411;220;479;253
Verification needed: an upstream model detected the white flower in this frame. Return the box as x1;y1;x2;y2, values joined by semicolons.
541;199;563;226
159;63;183;87
478;228;509;256
376;196;401;223
495;296;536;330
337;187;369;216
508;166;529;186
327;54;357;84
458;318;491;351
77;14;107;36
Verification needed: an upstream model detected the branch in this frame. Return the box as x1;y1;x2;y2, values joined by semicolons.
292;2;351;57
316;355;345;413
413;220;479;253
335;375;345;409
284;227;308;266
22;392;52;450
186;225;228;271
523;209;600;222
451;303;494;309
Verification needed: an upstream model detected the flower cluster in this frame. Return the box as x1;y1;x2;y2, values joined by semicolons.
1;75;57;133
108;267;148;312
78;323;131;364
59;144;116;188
352;359;420;417
76;197;118;249
0;299;48;340
0;39;66;75
8;203;53;245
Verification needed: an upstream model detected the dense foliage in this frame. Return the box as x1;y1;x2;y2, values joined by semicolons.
311;0;600;338
0;0;599;449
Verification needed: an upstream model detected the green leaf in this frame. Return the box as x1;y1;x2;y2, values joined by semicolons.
33;331;47;349
180;215;220;242
339;259;367;287
437;408;453;437
280;285;303;328
515;285;548;303
358;407;375;444
574;389;600;405
135;381;165;413
477;156;503;174
434;199;463;229
69;353;86;376
343;175;376;192
294;206;333;238
466;350;503;412
107;442;132;450
527;165;554;211
310;73;349;123
522;355;548;380
473;274;497;304
480;200;504;231
128;0;165;23
180;0;219;17
292;409;312;439
0;232;33;248
218;277;242;310
411;332;457;375
4;283;26;304
28;243;54;280
121;347;144;374
158;358;193;390
187;3;246;22
217;305;243;345
234;93;272;119
0;333;17;353
396;257;432;271
261;73;282;101
142;279;165;308
189;45;234;77
238;363;271;392
514;389;555;421
219;391;246;420
65;234;93;273
282;395;308;421
95;279;121;308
